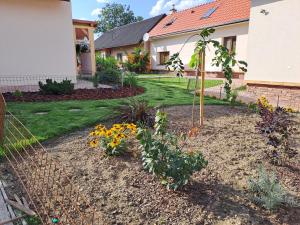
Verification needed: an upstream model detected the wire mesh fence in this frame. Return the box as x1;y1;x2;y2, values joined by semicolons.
0;75;79;93
0;94;101;224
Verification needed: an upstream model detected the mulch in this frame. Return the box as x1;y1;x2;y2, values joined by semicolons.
3;87;144;102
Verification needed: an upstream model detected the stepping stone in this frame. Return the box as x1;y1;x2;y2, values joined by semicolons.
69;108;81;112
34;111;48;115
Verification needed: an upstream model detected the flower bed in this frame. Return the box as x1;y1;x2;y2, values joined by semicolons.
3;87;144;102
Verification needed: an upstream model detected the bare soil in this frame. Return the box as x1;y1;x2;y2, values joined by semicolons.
1;105;299;224
41;105;300;225
3;87;144;102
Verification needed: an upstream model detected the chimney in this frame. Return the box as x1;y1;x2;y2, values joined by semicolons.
169;4;177;14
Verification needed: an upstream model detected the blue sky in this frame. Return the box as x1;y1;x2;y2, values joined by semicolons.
71;0;210;21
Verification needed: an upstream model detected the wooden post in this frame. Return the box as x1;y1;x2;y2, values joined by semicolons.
199;51;205;127
88;28;96;76
0;94;6;145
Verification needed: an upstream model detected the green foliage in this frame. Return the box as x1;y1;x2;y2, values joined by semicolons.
96;56;119;71
166;28;248;99
95;3;143;33
96;68;121;85
137;110;208;190
123;48;150;73
25;216;42;225
13;90;23;98
229;90;238;106
121;98;154;127
248;166;297;210
96;56;121;85
123;72;138;88
39;79;74;95
165;53;184;77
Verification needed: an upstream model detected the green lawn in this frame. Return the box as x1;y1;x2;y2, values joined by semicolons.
6;78;225;142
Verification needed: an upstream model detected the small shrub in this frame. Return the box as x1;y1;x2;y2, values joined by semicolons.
39;79;74;95
229;90;238;106
13;90;23;98
256;96;297;164
89;123;137;156
96;56;119;71
120;98;154;127
123;72;138;88
123;48;150;73
248;166;297;210
96;68;121;85
137;110;208;190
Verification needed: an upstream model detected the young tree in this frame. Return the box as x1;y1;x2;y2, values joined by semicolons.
95;3;143;33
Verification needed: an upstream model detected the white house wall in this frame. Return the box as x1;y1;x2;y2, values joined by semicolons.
0;0;76;86
245;0;300;84
150;22;249;73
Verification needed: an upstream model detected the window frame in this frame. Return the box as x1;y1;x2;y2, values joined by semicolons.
223;36;237;53
159;51;170;65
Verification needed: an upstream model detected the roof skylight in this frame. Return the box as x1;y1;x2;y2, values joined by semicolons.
201;7;218;19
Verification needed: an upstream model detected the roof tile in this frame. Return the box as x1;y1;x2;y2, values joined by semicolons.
149;0;250;38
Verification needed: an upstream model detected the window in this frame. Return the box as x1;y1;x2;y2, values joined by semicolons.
159;52;170;65
224;36;237;53
164;18;177;28
117;53;123;62
201;7;218;19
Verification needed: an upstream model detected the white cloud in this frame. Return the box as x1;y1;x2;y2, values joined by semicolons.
150;0;211;16
91;8;102;17
96;0;109;3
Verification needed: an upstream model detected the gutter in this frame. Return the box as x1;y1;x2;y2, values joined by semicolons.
150;18;249;40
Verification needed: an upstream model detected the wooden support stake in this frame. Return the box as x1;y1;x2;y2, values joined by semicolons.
200;51;206;127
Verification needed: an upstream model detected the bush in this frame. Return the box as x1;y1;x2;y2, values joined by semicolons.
256;96;297;164
13;90;23;98
123;48;149;73
120;98;154;127
89;123;137;156
96;68;121;85
96;56;118;71
248;166;297;210
137;110;208;190
229;90;238;106
39;79;74;95
123;72;138;88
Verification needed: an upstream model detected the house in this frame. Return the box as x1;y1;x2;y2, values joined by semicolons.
73;19;97;77
95;14;166;63
0;0;76;88
245;0;300;108
149;0;250;79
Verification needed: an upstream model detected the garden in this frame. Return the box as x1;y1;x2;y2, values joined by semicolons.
1;29;299;224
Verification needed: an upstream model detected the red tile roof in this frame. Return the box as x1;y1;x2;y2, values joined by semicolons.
149;0;250;38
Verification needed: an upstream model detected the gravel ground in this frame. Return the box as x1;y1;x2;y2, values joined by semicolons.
41;105;300;225
1;105;299;224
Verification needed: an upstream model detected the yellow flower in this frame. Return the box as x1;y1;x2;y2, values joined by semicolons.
109;138;121;148
115;133;125;139
95;124;105;130
90;139;99;148
89;131;97;136
106;130;113;137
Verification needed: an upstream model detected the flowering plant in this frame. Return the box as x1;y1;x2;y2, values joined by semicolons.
89;123;137;156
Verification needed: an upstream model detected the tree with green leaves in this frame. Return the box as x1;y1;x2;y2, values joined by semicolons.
95;3;143;33
166;28;248;99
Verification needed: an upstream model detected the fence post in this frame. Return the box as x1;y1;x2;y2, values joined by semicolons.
0;93;6;145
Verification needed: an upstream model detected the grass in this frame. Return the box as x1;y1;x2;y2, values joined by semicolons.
6;78;225;143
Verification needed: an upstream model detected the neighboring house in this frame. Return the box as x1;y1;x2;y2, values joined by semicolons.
0;0;76;87
149;0;250;79
245;0;300;108
95;15;166;63
73;19;97;76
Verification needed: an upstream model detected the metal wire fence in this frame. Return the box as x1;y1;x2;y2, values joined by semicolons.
0;94;101;224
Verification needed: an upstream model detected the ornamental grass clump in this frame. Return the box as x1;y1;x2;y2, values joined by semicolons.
137;110;208;190
89;123;137;156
